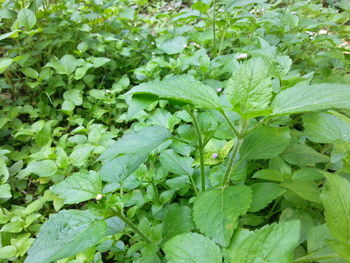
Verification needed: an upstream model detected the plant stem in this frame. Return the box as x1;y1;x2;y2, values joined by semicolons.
112;207;152;244
212;0;217;54
188;110;206;192
221;111;241;138
293;253;340;263
222;119;247;186
149;159;160;204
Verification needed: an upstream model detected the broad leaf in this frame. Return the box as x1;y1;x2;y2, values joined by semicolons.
226;57;272;112
240;127;291;161
272;84;350;116
281;180;321;203
127;75;222;110
0;58;13;73
303;112;350;143
159;149;194;176
162;206;194;241
156;36;188;55
100;154;146;183
50;171;102;204
17;9;36;29
281;144;329;166
25;210;107;263
164;233;222;263
99;126;170;161
249;183;285;212
321;173;350;243
193;185;252;247
226;221;300;263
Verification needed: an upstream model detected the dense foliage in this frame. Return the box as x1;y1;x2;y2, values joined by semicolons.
1;0;350;262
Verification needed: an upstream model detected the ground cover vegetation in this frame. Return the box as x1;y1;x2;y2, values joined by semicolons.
0;0;350;262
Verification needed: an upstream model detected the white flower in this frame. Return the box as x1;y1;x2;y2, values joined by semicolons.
96;194;103;200
318;29;328;35
236;53;248;59
216;88;223;93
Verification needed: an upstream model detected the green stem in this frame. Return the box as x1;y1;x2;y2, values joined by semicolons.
149;160;160;204
222;120;247;186
293;253;340;263
112;208;152;244
221;111;241;138
212;0;217;53
189;111;206;192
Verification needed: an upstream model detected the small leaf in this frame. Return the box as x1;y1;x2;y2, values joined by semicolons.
321;173;350;243
25;210;107;263
226;221;300;263
156;36;188;55
193;185;252;246
50;171;102;204
249;183;285;212
281;180;321;203
127;75;222;110
226;57;272;112
240;127;291;161
0;58;13;73
21;67;39;79
99;126;170;161
164;233;222;263
17;9;36;29
24;160;57;177
252;169;285;182
272;84;350;116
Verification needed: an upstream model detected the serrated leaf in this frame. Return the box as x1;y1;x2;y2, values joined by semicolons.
193;185;252;247
226;57;272;112
303;112;350;143
50;171;102;204
99;126;170;161
249;183;285;212
164;233;222;263
321;173;350;243
127;75;222;110
25;210;107;263
240;127;291;161
272;84;350;116
226;221;300;263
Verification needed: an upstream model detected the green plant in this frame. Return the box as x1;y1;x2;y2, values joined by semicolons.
1;0;350;262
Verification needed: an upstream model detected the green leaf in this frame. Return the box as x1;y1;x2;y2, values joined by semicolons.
321;173;350;243
0;246;16;259
50;171;102;204
0;58;13;73
0;184;12;203
240;127;291;161
99;126;170;161
127;75;222;110
21;67;39;79
25;210;107;263
156;36;188;55
89;57;111;68
249;183;285;212
193;185;252;247
162;206;194;241
281;143;329;166
303;112;350;143
281;179;321;203
226;57;272;112
272;84;350;116
17;9;36;29
100;154;146;183
252;169;285;182
24;160;57;177
164;233;222;263
69;144;94;167
159;149;194;176
226;221;300;263
328;240;350;262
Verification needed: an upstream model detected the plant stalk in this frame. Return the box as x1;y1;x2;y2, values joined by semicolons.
212;0;217;53
188;110;206;192
112;208;152;244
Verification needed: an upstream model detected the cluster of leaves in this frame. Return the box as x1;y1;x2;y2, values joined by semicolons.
0;0;350;262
